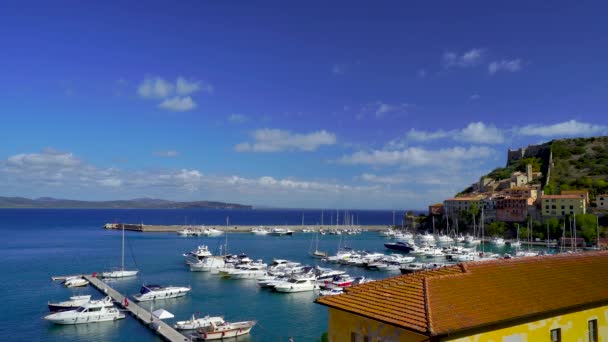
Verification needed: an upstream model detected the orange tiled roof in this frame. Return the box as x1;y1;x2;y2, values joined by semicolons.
316;252;608;336
542;195;584;199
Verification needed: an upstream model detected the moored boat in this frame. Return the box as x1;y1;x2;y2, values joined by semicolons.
48;295;91;312
174;314;225;330
63;276;89;288
197;320;256;340
44;296;124;324
132;284;191;301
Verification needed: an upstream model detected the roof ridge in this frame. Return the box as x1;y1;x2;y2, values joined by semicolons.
423;277;432;334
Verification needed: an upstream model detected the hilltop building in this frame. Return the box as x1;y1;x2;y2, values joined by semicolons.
541;195;587;217
316;252;608;342
562;190;590;205
428;203;444;216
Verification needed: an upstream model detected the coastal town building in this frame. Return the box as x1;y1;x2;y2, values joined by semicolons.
316;252;608;342
562;190;590;205
541;195;587;217
443;196;483;219
595;194;608;210
501;186;538;200
495;196;533;222
428;204;444;216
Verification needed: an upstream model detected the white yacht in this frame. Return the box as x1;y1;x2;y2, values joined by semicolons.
417;232;436;243
228;263;268;279
174;314;225;330
44;296;124;324
465;235;481;244
190;257;225;272
274;276;319;293
48;295;92;312
268;228;293;236
436;235;454;244
132;284;191;301
251;227;269;235
491;237;506;245
184;245;213;264
203;228;224;236
63;276;89;288
197;319;256;340
318;287;344;296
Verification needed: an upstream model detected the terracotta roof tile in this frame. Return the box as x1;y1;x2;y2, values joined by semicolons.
316;252;608;336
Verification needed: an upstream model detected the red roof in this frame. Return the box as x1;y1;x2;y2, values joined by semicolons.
316;252;608;336
542;195;584;200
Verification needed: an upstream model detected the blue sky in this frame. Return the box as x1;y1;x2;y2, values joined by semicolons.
1;1;607;209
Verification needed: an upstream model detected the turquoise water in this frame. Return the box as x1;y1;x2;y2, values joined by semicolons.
0;209;526;341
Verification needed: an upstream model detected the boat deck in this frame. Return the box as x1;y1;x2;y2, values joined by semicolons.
54;274;192;342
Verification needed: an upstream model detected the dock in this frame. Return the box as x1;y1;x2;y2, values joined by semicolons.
54;274;192;341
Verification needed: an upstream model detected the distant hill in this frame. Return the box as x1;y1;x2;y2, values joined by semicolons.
0;197;252;209
462;136;608;200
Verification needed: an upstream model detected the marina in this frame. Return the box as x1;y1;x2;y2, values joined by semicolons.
0;208;592;342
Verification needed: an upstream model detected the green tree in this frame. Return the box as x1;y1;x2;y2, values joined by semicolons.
486;221;507;237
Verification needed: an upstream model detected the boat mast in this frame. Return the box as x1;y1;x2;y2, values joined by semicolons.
121;223;125;272
597;215;600;249
573;214;577;252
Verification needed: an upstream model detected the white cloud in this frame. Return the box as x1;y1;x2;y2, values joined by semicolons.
176;76;213;95
516;120;608;137
406;128;449;142
155;150;179;157
488;59;522;75
338;146;494;167
401;122;504;145
228;114;249;124
470;94;480;101
360;173;405;185
137;76;174;98
98;178;122;187
332;64;346;74
158;96;196;112
235;129;337;152
456;122;505;144
442;48;484;68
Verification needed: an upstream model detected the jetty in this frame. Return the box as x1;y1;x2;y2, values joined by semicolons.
52;274;192;342
104;223;390;232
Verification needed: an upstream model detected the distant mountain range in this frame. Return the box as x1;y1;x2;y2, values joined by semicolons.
0;197;252;209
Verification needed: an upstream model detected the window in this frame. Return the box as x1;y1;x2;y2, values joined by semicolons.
550;328;561;342
552;205;556;209
570;205;573;209
351;332;357;342
363;337;369;342
589;319;598;342
561;205;565;209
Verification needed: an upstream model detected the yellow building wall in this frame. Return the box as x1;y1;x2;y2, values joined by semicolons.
445;305;608;342
327;308;428;342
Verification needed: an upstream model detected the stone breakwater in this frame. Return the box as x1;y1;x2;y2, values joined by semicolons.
103;223;390;232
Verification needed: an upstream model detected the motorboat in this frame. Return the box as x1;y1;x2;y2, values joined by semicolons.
251;227;269;235
400;262;425;274
197;319;256;340
228;263;268;279
383;241;414;253
436;235;454;244
315;267;346;282
417;232;436;243
63;276;89;288
491;237;506;245
274;276;319;293
177;228;194;236
44;296;124;324
321;274;355;289
203;228;224;236
48;295;91;312
379;229;395;237
190;257;225;272
424;247;444;258
465;235;481;244
509;240;522;248
132;284;191;301
268;228;293;236
184;245;213;264
318;287;344;296
174;314;225;330
102;222;138;278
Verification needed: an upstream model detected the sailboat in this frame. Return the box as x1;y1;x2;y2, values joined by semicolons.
102;224;138;278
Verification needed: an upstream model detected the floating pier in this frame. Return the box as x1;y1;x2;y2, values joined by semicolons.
53;274;192;342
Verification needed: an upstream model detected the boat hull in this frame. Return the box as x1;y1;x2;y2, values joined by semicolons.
384;243;413;253
101;270;138;278
133;288;190;302
45;311;125;325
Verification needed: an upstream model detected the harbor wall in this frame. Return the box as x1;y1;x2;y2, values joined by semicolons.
103;223;391;232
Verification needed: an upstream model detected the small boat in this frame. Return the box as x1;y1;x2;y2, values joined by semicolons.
190;257;225;272
63;276;89;288
383;241;414;253
491;237;506;245
44;296;124;324
318;287;344;296
174;314;225;330
251;227;269;235
197;319;256;340
132;284;191;302
48;295;91;312
274;276;319;293
203;228;224;236
400;262;425;274
268;228;293;236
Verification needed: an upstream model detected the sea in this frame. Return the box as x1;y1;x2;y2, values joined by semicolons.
0;208;526;342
